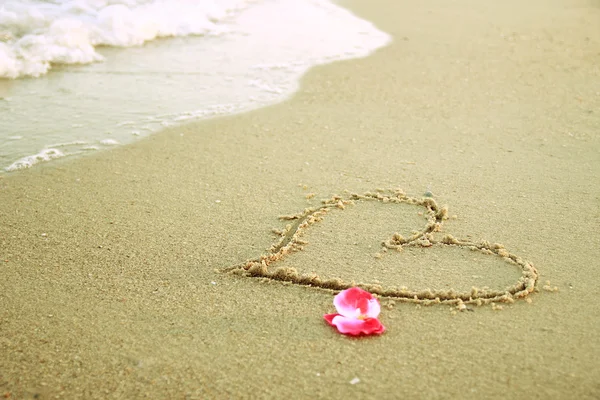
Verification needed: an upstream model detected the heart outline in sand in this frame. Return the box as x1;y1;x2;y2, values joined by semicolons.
223;189;538;306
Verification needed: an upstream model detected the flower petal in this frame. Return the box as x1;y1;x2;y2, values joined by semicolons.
361;317;385;334
333;287;375;317
330;315;385;336
365;297;381;319
323;313;339;326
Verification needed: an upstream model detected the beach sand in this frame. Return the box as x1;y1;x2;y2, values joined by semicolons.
1;0;600;398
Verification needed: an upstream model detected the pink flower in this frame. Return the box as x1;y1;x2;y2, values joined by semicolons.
324;287;385;336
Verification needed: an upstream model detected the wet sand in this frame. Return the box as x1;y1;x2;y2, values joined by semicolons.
1;0;599;398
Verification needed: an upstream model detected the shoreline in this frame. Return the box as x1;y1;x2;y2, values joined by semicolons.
1;0;599;398
0;0;390;173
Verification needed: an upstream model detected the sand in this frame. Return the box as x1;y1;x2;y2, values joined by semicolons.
1;0;600;398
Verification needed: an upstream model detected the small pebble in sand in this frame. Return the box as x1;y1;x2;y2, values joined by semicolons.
543;285;559;292
349;377;360;385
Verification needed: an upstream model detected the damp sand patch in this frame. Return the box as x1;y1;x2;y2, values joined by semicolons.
223;189;538;306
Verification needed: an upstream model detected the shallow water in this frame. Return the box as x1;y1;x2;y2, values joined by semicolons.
0;0;391;172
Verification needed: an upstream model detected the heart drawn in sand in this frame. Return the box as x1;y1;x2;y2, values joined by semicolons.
224;189;538;306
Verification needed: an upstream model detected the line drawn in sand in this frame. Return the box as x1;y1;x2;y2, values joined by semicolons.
223;189;539;306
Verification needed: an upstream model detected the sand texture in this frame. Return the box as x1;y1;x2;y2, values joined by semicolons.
1;0;600;398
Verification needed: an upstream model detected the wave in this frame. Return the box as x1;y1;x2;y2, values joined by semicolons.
0;0;250;79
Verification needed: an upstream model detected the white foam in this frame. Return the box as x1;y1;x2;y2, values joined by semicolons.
1;0;391;172
100;138;119;145
5;148;65;171
0;0;250;79
49;141;88;147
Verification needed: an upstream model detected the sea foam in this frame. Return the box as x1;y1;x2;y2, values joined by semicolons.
0;0;247;79
1;0;391;172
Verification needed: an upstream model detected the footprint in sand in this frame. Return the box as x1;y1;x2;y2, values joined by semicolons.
224;189;538;306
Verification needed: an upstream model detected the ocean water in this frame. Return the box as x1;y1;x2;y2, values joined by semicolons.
0;0;391;172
